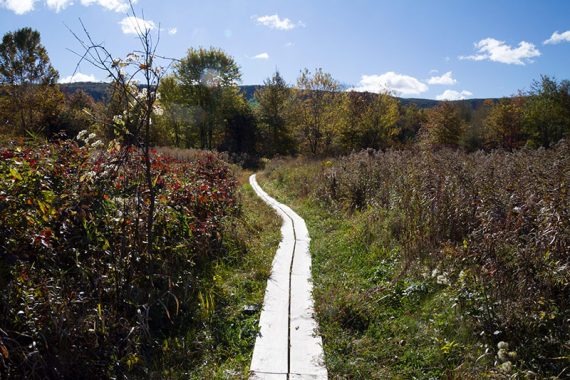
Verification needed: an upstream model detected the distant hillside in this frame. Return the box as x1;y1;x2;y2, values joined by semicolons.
239;85;262;101
60;82;109;102
60;82;496;110
398;97;494;110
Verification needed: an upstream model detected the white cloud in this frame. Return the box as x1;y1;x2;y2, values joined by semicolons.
119;16;156;35
3;0;137;13
460;38;540;65
285;42;294;47
435;89;473;101
544;30;570;45
0;0;36;14
255;14;300;30
252;52;269;60
350;72;428;96
80;0;136;13
168;27;177;35
59;72;99;83
427;71;457;85
46;0;73;12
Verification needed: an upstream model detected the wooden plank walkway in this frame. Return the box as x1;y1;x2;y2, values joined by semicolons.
249;174;327;380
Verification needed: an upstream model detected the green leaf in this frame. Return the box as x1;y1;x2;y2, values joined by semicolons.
9;167;22;181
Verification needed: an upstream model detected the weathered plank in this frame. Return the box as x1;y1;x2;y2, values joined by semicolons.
249;175;327;379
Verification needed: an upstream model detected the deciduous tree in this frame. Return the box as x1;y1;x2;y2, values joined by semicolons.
422;101;464;149
523;75;570;148
359;92;400;150
293;68;340;155
484;97;525;150
0;27;62;135
175;47;241;149
254;71;294;156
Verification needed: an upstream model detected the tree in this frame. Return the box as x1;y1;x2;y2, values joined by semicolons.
175;47;241;149
156;75;193;147
57;89;102;139
254;71;294;156
338;91;370;152
359;92;400;150
421;102;464;148
396;103;425;145
0;27;62;135
293;68;341;155
219;92;258;160
484;97;525;150
463;99;493;151
337;91;400;152
523;75;570;148
71;11;171;256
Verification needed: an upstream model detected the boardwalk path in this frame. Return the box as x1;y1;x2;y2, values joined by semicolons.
249;174;327;380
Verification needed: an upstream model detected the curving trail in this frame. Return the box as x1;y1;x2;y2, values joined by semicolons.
249;174;327;380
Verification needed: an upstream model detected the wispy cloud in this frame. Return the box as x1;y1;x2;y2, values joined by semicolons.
168;27;177;35
252;52;269;60
1;0;137;14
59;72;99;83
255;14;303;30
119;16;156;35
544;30;570;45
435;89;473;101
350;72;428;96
460;38;540;65
0;0;36;15
80;0;136;13
427;71;457;85
46;0;73;12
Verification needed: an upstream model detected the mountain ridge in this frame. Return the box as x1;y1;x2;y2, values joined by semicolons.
59;82;496;110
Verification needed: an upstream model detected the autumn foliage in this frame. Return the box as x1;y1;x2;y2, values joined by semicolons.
0;139;238;378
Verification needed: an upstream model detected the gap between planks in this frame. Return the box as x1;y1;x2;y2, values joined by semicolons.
249;174;327;380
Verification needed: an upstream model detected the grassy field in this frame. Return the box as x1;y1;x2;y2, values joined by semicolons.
257;145;570;379
258;171;481;379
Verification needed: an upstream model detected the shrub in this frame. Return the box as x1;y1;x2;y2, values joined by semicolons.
0;139;238;378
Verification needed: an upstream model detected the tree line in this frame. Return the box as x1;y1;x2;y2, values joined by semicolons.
1;27;569;160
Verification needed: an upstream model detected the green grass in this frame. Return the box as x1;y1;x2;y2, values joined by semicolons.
156;175;281;379
258;168;493;379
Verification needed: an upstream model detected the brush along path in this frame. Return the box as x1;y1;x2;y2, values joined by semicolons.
249;174;327;380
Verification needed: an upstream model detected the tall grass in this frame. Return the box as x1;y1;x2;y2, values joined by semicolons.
264;142;570;376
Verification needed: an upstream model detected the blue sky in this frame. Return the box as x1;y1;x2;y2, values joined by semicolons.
1;0;570;99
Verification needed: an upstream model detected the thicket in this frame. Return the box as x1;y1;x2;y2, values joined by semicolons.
0;139;238;378
265;142;570;376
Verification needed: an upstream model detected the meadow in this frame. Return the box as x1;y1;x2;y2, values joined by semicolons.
260;142;569;378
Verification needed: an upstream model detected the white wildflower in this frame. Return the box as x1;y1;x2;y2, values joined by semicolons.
153;104;164;116
136;88;148;101
497;348;509;362
498;361;512;373
76;130;88;140
497;341;509;350
436;274;450;286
